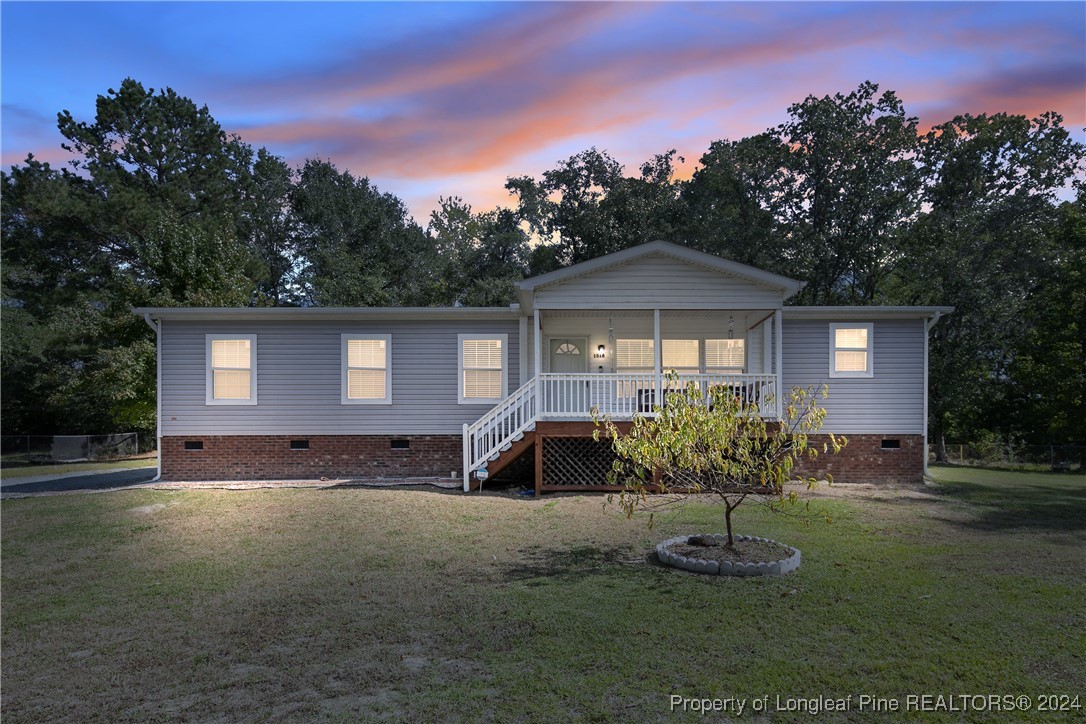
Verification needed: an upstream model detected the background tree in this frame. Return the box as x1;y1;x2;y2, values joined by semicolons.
240;149;300;305
507;148;681;265
2;80;268;438
773;82;921;304
681;133;788;270
291;159;436;307
1003;192;1086;466
429;198;529;306
890;112;1084;457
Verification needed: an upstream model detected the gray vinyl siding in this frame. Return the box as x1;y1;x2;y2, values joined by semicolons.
782;318;924;434
161;319;519;436
534;254;783;309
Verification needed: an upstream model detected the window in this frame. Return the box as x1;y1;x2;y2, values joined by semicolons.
616;339;654;397
459;334;507;403
206;335;257;405
830;323;874;378
706;339;745;374
662;339;700;375
342;334;392;404
616;339;654;373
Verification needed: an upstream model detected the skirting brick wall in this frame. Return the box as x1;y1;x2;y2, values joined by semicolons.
790;434;924;485
160;435;462;481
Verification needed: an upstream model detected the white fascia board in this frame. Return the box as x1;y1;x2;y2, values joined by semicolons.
134;307;521;322
783;306;954;320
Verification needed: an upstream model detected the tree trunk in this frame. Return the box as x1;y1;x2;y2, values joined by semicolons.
724;503;735;546
935;416;947;463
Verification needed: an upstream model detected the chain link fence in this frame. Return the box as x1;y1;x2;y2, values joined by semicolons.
0;433;141;467
929;443;1085;472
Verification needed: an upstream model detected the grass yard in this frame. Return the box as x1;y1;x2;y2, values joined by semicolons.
1;468;1083;721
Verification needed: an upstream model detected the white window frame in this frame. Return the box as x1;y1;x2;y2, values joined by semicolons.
341;334;392;405
205;334;258;405
458;333;508;405
829;323;874;378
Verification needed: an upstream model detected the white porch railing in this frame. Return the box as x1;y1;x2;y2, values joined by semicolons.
463;373;779;488
538;373;778;420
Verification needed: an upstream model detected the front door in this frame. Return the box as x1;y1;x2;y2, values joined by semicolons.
548;338;588;415
549;338;588;373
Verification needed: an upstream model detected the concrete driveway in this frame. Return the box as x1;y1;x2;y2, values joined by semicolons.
0;466;158;494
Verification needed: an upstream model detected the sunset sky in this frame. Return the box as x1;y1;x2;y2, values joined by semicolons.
2;1;1083;223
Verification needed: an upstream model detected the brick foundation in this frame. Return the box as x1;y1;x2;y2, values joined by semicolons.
790;434;924;485
159;432;924;486
160;435;462;481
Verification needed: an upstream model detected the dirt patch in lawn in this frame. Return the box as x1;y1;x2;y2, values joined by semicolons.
669;538;793;565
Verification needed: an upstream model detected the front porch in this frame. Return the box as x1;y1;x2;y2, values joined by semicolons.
464;306;784;492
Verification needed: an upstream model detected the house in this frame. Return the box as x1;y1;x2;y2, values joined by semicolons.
135;241;951;491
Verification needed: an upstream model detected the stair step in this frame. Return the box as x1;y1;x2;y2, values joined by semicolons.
511;432;524;442
500;443;511;452
526;423;536;431
488;453;499;462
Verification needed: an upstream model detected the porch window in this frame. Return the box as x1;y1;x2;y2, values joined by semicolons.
662;339;700;375
616;339;654;398
206;334;257;405
459;334;507;404
342;334;392;404
616;339;654;374
830;323;873;378
706;339;745;374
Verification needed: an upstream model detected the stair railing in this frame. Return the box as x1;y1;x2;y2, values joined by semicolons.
462;377;538;489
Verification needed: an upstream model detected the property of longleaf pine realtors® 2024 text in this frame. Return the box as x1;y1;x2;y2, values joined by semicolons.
669;693;1081;715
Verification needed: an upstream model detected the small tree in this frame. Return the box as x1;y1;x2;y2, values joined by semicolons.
593;378;845;545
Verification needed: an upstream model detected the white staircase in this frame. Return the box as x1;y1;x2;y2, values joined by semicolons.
462;378;538;490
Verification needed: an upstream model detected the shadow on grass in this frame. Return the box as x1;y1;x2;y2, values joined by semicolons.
503;545;639;583
931;480;1086;533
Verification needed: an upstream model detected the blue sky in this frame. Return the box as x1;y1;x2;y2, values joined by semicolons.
3;2;1083;221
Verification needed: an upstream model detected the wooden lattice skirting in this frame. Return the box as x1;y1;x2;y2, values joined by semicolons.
541;437;618;487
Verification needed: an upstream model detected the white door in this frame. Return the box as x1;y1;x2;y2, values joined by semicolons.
548;338;588;414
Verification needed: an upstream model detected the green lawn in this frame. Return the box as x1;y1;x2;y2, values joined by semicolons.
1;469;1083;721
0;457;155;479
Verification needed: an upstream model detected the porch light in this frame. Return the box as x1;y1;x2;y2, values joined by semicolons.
597;344;606;354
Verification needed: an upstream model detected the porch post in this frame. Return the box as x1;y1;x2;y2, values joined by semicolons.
462;423;470;492
774;309;783;419
518;315;528;385
533;307;542;413
653;308;662;403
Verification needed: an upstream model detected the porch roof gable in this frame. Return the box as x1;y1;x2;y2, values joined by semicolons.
515;241;806;310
